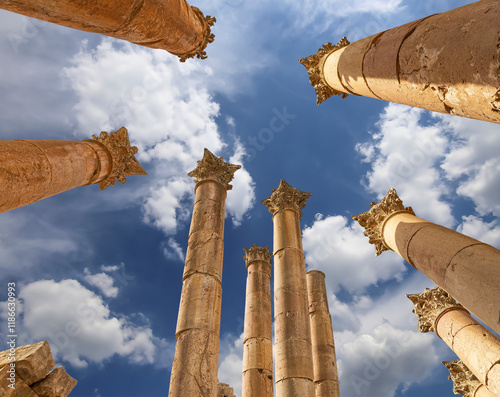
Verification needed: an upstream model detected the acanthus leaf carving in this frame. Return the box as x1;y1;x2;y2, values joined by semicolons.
243;244;272;265
299;37;350;105
443;359;481;397
261;179;312;217
188;148;241;190
178;7;216;62
352;187;415;256
91;127;147;191
407;286;465;334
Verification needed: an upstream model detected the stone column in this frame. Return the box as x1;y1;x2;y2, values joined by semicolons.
169;149;241;397
0;127;146;213
299;0;500;124
242;244;274;397
306;271;340;397
262;179;314;397
408;286;500;396
443;359;495;397
353;187;500;335
1;0;215;61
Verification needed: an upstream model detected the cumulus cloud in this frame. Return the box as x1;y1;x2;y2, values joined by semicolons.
226;140;256;227
14;279;171;368
218;332;244;397
302;213;406;293
457;216;500;248
83;268;119;298
63;39;256;236
356;103;454;227
338;323;437;397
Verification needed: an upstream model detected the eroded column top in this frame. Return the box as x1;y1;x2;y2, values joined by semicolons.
443;359;481;397
352;187;415;256
261;179;312;218
86;127;147;190
407;286;467;334
243;244;272;270
298;37;350;105
188;148;241;191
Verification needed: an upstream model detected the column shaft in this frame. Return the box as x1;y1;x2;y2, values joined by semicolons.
302;0;500;123
242;246;273;397
1;0;215;60
169;149;240;397
306;271;340;397
384;211;500;334
0;128;146;213
437;309;500;396
353;188;500;335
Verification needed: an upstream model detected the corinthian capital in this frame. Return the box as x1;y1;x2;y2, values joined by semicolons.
178;7;216;62
352;188;415;256
90;127;147;190
299;37;350;105
261;179;312;217
443;359;481;397
407;286;466;333
243;244;272;266
188;148;241;190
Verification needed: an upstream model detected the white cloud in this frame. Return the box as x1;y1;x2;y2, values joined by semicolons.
457;215;500;248
338;323;437;397
163;238;186;262
14;279;171;368
302;213;406;293
226;140;256;227
356;103;454;227
83;268;119;298
101;265;120;272
218;332;244;397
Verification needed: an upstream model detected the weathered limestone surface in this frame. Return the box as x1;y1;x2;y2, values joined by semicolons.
31;367;78;397
354;188;500;335
409;287;500;396
0;0;216;61
0;127;146;213
443;359;495;397
306;271;340;397
300;0;500;124
262;180;314;397
242;245;274;397
217;382;235;397
169;149;240;397
0;341;76;396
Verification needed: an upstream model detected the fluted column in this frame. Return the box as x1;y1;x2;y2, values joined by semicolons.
353;188;500;335
1;0;215;61
408;286;500;396
299;0;500;124
0;127;146;213
242;245;273;397
306;271;340;397
169;149;241;397
443;359;495;397
262;179;314;397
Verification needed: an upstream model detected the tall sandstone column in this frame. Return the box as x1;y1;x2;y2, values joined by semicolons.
300;0;500;124
443;359;495;397
1;0;215;61
306;271;340;397
0;127;146;213
169;149;241;397
353;188;500;335
242;244;274;397
262;179;315;397
408;286;500;396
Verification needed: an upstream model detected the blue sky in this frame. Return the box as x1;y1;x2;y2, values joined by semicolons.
1;1;499;396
